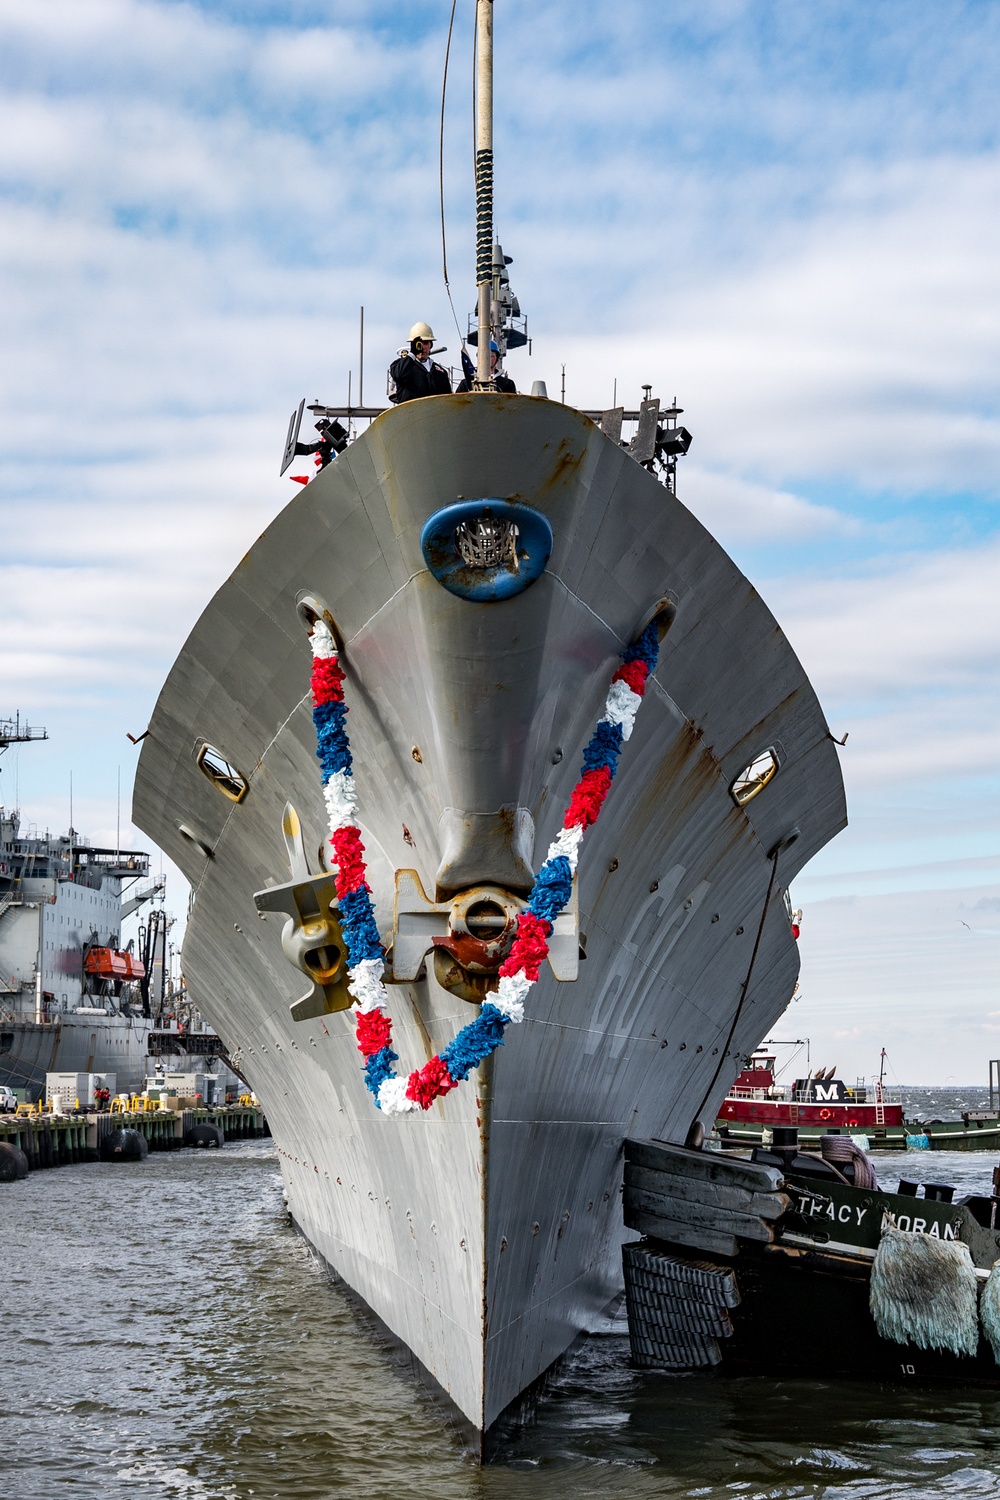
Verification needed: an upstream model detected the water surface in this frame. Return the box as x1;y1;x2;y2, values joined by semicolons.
5;1105;1000;1498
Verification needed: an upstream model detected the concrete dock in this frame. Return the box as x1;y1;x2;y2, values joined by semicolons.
0;1103;267;1172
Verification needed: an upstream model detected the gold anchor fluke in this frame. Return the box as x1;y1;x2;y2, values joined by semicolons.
254;802;353;1019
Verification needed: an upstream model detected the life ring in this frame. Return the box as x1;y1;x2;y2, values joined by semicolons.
819;1108;833;1121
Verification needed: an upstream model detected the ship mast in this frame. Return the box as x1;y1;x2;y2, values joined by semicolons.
0;712;47;756
0;712;47;814
474;0;495;389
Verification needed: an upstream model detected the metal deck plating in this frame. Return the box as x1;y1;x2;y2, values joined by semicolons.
133;391;846;1440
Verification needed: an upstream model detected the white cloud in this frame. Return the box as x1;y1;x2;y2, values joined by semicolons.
791;880;1000;1082
680;467;856;541
3;1;1000;1077
534;154;1000;492
778;540;1000;699
756;540;1000;793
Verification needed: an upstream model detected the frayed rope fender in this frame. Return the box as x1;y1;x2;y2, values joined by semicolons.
308;616;659;1115
869;1225;979;1358
980;1259;1000;1363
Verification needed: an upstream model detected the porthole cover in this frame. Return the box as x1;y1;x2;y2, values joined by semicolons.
196;744;249;803
731;748;780;806
420;498;552;601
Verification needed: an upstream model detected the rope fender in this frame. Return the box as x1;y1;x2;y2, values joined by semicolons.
870;1226;979;1357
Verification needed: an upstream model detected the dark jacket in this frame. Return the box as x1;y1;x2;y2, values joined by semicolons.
388;354;452;404
456;374;516;393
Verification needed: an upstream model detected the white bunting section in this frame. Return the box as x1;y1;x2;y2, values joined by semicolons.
543;823;584;873
378;1076;420;1115
347;957;387;1013
492;972;533;1024
323;769;359;831
600;679;643;740
310;619;338;658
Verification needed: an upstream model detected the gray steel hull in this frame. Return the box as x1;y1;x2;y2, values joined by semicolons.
0;1014;153;1098
133;394;845;1436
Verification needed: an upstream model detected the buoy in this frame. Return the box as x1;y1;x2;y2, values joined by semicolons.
100;1128;149;1162
185;1123;224;1150
0;1141;29;1182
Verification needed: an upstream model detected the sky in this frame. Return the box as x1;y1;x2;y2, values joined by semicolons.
1;0;999;1082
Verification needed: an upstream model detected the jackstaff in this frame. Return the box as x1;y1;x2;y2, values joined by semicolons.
475;0;495;388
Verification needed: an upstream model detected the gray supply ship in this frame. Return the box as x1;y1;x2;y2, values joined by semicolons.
0;764;157;1098
0;721;244;1103
145;948;248;1101
132;3;847;1450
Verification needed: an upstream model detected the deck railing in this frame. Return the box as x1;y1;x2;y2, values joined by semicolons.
728;1083;901;1106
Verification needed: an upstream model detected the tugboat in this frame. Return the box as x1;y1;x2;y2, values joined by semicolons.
717;1047;1000;1151
623;1129;1000;1386
716;1047;903;1140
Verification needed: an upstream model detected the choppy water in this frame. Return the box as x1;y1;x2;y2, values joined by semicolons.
899;1085;994;1122
5;1123;1000;1498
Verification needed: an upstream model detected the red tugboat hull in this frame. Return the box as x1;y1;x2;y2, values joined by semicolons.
717;1098;903;1129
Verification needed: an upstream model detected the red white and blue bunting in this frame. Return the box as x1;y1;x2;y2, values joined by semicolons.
308;617;660;1114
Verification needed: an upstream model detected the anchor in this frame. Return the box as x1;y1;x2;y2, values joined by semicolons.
253;802;352;1021
391;868;580;1004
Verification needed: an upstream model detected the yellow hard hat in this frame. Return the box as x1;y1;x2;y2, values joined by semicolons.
409;321;435;341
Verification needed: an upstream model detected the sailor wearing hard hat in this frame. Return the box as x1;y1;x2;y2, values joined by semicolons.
387;322;453;404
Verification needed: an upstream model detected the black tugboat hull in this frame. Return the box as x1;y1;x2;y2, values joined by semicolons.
622;1140;1000;1390
723;1247;1000;1387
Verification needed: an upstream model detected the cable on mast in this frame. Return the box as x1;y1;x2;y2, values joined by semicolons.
474;0;495;388
439;0;465;349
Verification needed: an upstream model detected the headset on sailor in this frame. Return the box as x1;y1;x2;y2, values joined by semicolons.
387;322;453;403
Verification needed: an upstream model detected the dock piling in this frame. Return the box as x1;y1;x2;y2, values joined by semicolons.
0;1103;266;1176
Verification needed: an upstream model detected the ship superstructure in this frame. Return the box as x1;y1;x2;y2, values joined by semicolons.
0;804;157;1096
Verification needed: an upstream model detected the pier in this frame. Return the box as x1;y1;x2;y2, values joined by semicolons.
0;1103;267;1173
